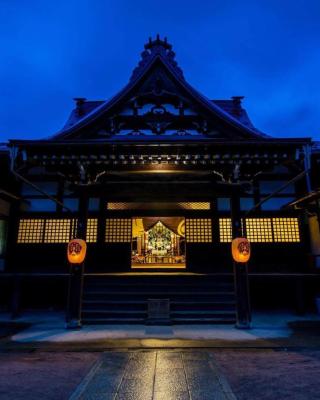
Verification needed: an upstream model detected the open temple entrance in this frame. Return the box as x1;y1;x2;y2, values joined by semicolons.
131;217;186;269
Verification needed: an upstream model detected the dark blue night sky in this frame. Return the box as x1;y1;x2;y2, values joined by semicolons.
1;0;320;142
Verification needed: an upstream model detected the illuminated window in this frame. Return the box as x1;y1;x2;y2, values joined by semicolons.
17;218;99;244
86;218;98;243
219;218;232;242
44;219;73;243
107;202;210;210
246;218;273;242
17;219;45;243
185;219;212;243
273;218;300;242
105;218;131;242
178;202;210;210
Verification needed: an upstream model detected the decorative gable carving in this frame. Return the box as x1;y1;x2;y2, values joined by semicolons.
55;35;264;141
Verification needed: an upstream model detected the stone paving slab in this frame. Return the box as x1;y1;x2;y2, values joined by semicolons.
69;351;237;400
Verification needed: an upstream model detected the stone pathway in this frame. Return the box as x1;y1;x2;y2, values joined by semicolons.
69;351;237;400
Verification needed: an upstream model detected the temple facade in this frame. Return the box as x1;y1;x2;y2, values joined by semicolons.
0;36;319;326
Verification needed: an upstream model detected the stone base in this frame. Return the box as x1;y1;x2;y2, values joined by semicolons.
66;319;82;330
145;318;172;326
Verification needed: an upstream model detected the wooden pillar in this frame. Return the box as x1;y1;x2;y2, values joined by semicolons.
231;195;251;329
11;275;21;319
66;191;88;329
7;197;21;318
294;276;305;315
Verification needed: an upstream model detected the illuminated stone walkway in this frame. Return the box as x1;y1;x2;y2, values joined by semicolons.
69;351;237;400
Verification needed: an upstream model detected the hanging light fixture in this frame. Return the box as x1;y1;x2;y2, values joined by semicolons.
67;239;87;264
231;237;251;263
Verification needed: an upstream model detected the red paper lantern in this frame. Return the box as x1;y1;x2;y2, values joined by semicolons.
232;238;251;263
67;239;87;264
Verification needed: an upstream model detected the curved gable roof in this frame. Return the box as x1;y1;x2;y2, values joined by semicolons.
51;36;269;141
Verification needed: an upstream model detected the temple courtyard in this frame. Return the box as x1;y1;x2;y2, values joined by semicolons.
0;311;319;399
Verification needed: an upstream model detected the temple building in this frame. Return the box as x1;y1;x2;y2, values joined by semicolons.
0;36;319;326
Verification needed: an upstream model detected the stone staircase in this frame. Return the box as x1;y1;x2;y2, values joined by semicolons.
81;273;236;324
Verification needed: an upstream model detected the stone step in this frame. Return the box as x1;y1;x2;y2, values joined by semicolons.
81;275;236;325
82;316;236;325
82;309;235;317
84;285;233;294
83;292;235;304
82;310;147;318
172;317;235;324
83;318;146;325
83;290;234;297
82;300;235;311
84;280;233;287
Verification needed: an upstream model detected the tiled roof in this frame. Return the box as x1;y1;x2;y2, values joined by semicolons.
51;36;268;140
63;101;104;129
62;98;256;131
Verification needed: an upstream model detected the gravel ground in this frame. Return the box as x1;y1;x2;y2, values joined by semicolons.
213;349;320;400
0;352;98;400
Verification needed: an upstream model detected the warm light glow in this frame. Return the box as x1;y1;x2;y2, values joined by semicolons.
105;218;131;242
129;168;187;174
107;202;210;210
186;219;212;243
219;218;232;243
132;263;186;269
86;218;98;243
17;219;45;243
219;217;300;243
177;220;185;237
273;218;300;242
16;216;301;244
132;218;145;237
246;218;273;243
44;219;73;243
232;237;251;263
131;217;186;269
67;239;87;264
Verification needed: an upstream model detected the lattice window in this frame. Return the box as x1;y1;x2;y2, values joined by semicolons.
44;219;72;243
273;218;300;242
219;218;232;243
178;202;210;210
107;202;210;210
185;219;212;243
105;218;131;242
86;218;98;243
245;218;273;243
107;203;130;210
17;219;45;243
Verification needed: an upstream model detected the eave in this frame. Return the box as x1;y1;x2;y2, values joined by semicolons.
9;137;312;148
48;54;270;141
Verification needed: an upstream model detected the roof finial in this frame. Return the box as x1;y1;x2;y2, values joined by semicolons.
231;96;244;106
144;34;172;51
73;97;86;116
130;35;184;81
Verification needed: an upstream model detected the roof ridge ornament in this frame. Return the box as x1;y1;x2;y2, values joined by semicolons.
130;34;184;82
